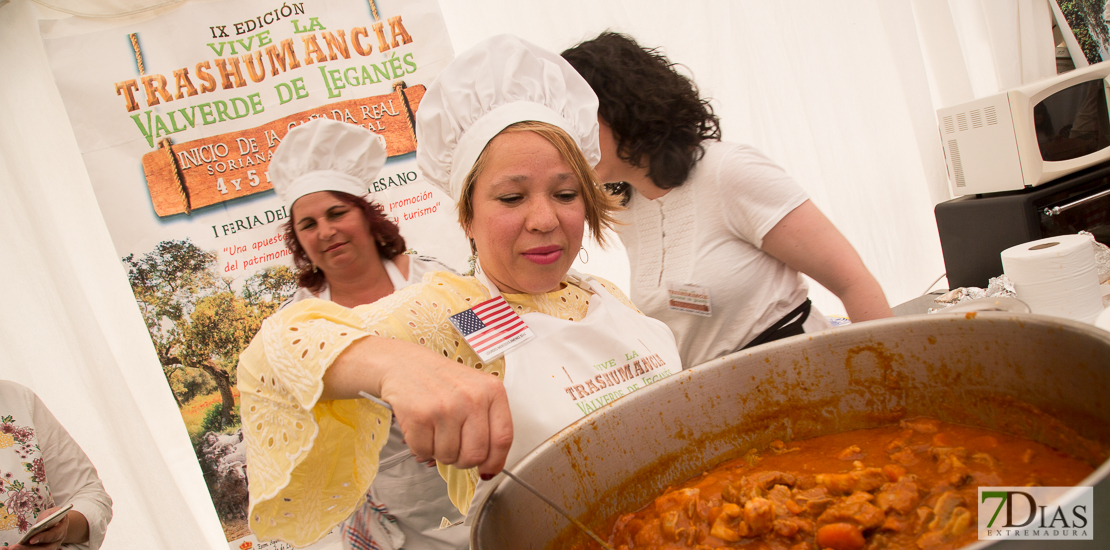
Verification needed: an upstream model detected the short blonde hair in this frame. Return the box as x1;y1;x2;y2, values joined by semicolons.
458;121;620;247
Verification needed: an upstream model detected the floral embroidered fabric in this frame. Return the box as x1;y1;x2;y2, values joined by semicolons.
0;413;54;545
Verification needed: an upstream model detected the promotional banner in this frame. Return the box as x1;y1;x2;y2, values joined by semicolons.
40;0;467;546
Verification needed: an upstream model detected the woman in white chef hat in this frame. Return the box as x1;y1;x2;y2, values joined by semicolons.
238;35;682;548
262;117;464;550
272;118;454;308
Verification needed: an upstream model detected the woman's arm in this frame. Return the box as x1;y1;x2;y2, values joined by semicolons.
241;282;514;543
62;510;88;545
32;393;112;550
322;335;513;476
760;200;893;322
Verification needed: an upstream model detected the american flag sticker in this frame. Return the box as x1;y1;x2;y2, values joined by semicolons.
448;296;535;361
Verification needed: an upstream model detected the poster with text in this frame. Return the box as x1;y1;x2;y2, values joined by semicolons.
40;0;466;546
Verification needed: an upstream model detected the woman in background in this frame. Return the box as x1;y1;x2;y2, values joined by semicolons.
562;32;892;367
276;118;455;309
0;380;112;550
266;118;463;550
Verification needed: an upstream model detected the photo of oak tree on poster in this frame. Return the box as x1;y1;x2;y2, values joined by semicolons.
39;0;466;547
125;240;296;538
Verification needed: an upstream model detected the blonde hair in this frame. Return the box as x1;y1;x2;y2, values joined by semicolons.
458;121;620;247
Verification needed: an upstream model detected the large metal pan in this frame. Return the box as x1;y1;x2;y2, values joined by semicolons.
471;313;1110;549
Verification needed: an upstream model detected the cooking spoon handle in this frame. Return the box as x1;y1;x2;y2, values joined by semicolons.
500;469;615;550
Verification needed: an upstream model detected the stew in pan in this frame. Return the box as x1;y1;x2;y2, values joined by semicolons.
602;418;1094;549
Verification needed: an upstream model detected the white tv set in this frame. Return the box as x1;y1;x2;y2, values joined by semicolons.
938;60;1110;196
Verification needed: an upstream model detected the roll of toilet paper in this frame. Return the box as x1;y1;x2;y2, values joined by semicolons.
1001;234;1104;324
1097;306;1110;333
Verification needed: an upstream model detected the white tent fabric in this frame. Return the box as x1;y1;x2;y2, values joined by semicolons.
0;0;1060;547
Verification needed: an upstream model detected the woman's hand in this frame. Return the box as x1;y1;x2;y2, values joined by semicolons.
10;507;88;550
25;513;67;548
322;337;514;478
381;354;514;478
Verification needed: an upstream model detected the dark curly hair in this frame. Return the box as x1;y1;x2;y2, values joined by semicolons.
283;191;406;292
562;32;721;200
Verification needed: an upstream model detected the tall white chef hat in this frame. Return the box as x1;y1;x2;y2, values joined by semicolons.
416;34;600;201
269;118;387;208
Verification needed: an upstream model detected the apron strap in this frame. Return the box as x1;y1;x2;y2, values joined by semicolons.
564;269;597;296
741;298;812;351
472;259;500;298
382;257;407;289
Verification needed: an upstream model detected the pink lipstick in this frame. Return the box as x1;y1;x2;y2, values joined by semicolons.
522;245;563;265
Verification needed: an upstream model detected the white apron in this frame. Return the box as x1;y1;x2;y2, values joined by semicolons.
468;267;682;512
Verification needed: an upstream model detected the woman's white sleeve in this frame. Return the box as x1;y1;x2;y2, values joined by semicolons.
33;393;113;550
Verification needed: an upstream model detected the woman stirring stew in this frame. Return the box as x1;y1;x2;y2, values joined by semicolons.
238;35;682;547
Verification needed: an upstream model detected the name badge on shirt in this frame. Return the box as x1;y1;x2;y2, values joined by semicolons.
667;283;712;317
448;296;535;361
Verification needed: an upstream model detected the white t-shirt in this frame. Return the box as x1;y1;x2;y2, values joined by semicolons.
618;141;830;368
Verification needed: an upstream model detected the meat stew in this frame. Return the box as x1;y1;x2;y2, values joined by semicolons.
601;418;1094;550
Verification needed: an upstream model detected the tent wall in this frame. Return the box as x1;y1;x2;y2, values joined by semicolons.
0;0;1062;547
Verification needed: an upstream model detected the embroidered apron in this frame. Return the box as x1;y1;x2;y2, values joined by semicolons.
468;267;682;511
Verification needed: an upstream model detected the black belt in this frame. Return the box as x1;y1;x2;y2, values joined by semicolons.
741;298;812;351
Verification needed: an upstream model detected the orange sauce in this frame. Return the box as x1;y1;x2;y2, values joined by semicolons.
587;418;1093;550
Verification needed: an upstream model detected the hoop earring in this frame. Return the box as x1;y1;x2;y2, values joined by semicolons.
578;247;589;263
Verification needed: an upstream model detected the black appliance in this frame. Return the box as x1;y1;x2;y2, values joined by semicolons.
935;160;1110;289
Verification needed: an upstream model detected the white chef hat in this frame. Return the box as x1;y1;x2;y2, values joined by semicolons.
269;118;387;208
416;34;600;201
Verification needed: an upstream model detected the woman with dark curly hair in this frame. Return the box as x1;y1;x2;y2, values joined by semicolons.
563;32;891;366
